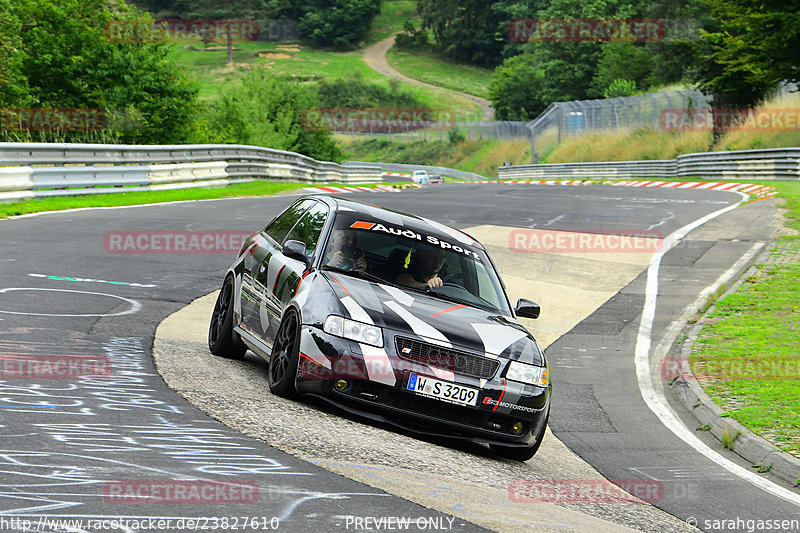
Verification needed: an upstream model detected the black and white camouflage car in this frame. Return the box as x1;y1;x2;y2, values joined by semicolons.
208;195;551;460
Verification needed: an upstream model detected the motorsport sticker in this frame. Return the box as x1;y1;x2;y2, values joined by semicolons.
482;397;538;412
350;221;480;259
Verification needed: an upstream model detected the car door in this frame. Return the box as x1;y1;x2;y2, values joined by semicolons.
256;200;330;346
241;199;314;338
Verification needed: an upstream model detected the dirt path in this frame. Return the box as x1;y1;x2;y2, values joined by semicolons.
362;36;494;121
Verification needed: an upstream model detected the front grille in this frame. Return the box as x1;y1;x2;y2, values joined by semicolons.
395;336;499;379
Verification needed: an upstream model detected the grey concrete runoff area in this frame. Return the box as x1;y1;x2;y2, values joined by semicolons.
0;183;798;533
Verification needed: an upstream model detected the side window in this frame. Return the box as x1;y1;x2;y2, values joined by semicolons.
264;200;314;244
283;202;329;255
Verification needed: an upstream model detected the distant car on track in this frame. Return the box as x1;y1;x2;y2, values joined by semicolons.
426;174;445;184
208;195;551;460
411;170;429;184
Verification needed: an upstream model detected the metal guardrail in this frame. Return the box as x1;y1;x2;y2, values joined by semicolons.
499;148;800;181
0;142;383;202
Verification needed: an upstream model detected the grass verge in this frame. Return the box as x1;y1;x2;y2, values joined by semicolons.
366;0;419;44
0;181;384;219
689;180;800;458
385;47;493;99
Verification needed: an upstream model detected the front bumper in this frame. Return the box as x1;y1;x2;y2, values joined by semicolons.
295;325;551;447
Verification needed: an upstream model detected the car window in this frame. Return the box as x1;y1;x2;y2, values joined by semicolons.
283;201;329;255
264;199;315;244
325;212;511;315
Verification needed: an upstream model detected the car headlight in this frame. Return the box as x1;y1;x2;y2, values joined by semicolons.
506;361;549;387
324;315;384;348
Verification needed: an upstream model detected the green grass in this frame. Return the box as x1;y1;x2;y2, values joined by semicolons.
171;41;481;119
386;47;494;99
0;181;384;219
689;177;800;456
366;0;419;44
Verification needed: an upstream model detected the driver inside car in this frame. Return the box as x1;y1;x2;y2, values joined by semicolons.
326;228;367;271
395;245;446;290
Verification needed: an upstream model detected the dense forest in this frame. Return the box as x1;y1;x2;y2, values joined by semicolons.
1;0;797;155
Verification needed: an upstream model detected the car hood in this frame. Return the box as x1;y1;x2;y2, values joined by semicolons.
322;271;543;365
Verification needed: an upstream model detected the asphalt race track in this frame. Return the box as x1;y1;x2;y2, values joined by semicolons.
1;183;798;532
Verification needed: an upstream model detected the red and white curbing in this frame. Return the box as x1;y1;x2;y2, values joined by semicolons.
304;183;422;194
474;179;776;199
382;172;411;177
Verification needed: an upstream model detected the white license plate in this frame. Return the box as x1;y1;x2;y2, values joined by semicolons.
406;373;478;406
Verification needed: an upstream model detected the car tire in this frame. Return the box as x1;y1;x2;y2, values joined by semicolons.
490;410;548;462
268;310;301;399
208;275;247;360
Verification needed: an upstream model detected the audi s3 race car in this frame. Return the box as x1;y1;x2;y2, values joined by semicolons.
208;195;551;460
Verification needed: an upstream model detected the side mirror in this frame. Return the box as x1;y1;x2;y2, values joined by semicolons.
283;240;311;267
515;298;540;319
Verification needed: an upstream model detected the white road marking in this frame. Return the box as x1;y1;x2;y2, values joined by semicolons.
634;193;800;506
0;288;140;317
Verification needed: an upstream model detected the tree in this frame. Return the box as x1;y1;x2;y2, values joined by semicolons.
700;0;800;89
589;43;651;98
689;2;780;142
296;0;382;49
520;0;643;103
202;70;342;161
418;0;504;67
488;53;547;120
0;2;29;107
7;0;199;143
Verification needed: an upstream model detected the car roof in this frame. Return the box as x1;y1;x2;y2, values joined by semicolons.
304;194;481;248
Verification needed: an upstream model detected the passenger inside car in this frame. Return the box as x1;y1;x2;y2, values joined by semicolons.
326;229;367;271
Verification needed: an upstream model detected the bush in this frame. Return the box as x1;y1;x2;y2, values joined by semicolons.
448;128;466;144
200;70;342;161
488;54;547;121
603;79;638;99
315;72;425;108
298;0;382;49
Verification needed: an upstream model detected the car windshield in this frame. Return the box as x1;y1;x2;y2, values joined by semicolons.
322;212;511;315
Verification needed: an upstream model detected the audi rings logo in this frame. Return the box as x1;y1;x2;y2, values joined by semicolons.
423;347;467;372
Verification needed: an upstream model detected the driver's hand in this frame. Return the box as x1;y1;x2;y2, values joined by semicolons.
425;276;443;290
329;251;345;267
354;254;367;271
